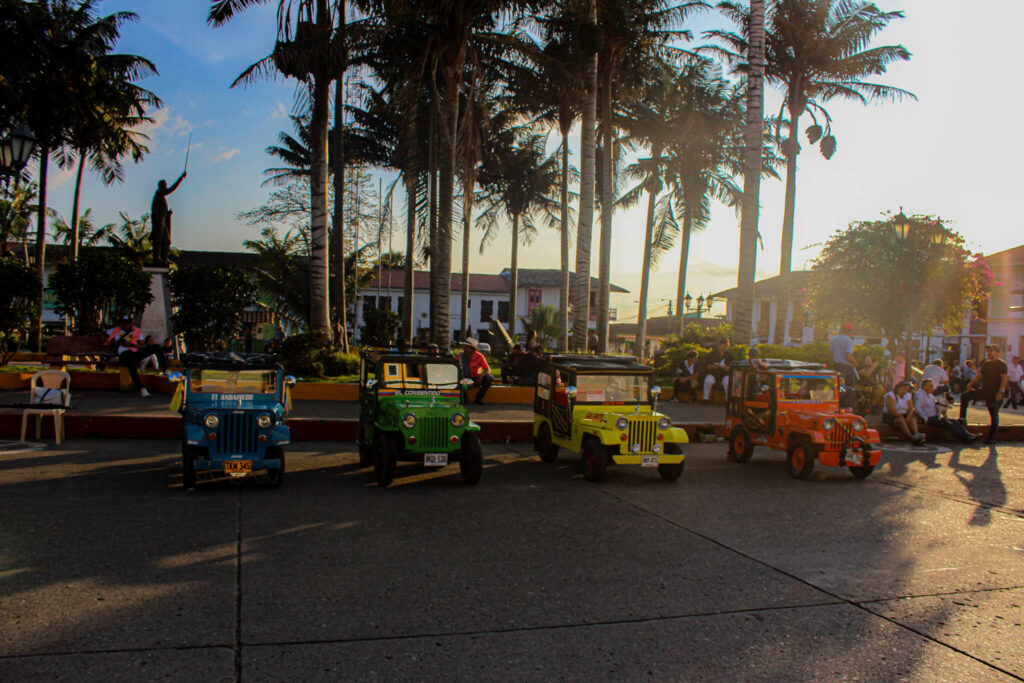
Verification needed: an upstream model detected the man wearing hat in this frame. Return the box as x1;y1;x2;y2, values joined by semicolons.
830;322;858;386
461;337;494;404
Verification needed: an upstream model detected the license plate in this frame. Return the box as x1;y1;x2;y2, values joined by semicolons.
846;452;863;466
641;455;658;467
224;460;252;475
424;453;448;467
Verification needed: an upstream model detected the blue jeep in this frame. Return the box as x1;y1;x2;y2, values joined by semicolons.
171;352;293;490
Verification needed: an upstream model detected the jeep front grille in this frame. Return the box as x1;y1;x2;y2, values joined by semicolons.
216;413;255;455
420;416;449;450
627;418;658;454
828;421;854;451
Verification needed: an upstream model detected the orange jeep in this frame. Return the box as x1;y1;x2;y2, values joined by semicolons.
725;360;882;479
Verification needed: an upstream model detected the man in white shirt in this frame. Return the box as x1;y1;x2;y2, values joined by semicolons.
916;379;976;444
1003;355;1022;408
921;359;948;391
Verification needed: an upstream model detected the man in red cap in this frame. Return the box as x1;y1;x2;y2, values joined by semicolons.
830;322;858;386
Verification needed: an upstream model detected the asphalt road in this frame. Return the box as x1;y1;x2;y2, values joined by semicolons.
1;439;1022;681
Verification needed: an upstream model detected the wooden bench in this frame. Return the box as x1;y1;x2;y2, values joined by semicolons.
45;335;119;369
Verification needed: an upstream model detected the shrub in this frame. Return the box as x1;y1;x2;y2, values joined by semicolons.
0;258;39;364
360;308;400;348
171;265;253;352
755;341;831;364
50;249;153;334
278;330;358;378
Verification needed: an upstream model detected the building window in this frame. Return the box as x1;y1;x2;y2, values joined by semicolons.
397;297;405;316
528;288;542;312
497;300;509;323
378;296;392;312
480;300;493;323
759;301;771;323
363;296;376;311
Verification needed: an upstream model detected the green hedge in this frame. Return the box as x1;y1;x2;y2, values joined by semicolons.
278;330;359;378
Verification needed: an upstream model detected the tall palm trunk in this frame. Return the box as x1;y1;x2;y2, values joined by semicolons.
509;213;519;338
734;0;766;345
71;154;86;262
309;77;331;333
460;172;474;339
430;74;459;345
34;142;50;351
675;205;693;337
332;79;348;350
634;145;662;358
402;173;416;339
559;132;570;351
595;61;614;353
572;0;598;352
773;105;801;345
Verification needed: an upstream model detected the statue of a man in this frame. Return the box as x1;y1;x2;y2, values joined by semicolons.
151;171;186;266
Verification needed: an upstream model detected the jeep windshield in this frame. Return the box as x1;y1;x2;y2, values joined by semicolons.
380;361;460;390
574;373;650;403
190;369;278;395
778;375;837;402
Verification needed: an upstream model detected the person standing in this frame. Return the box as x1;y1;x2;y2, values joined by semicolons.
958;344;1008;444
922;358;950;396
461;337;494;404
106;317;167;397
1003;355;1022;408
829;323;858;386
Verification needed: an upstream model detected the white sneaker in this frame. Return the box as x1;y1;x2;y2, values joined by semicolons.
140;388;150;397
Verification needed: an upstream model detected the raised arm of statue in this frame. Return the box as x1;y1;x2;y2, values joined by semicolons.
167;171;186;194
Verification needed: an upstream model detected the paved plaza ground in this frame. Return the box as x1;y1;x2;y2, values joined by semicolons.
1;438;1022;681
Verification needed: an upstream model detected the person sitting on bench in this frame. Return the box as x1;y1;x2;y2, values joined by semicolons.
105;317;167;397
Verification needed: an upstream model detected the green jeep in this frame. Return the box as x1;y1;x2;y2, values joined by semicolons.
358;348;483;487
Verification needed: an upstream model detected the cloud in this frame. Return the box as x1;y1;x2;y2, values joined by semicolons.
213;148;241;163
271;100;289;120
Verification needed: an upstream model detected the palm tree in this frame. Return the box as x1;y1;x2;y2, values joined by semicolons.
105;211;152;265
52;208;111;249
4;0;153;349
572;0;599;351
476;130;561;338
209;0;347;334
710;0;913;344
244;227;312;328
733;0;766;344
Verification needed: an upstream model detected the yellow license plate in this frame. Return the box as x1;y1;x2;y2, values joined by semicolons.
225;460;252;474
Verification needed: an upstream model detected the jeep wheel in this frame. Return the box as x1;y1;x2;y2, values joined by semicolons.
181;442;198;491
787;439;817;479
374;434;397;488
728;426;754;463
849;464;875;479
358;441;372;467
581;437;608;482
264;446;285;488
536;423;558;463
657;462;684;482
460;432;483;486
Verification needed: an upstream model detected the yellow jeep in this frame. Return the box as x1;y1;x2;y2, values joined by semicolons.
533;354;688;482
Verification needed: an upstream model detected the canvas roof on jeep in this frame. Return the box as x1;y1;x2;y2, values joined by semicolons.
547;354;652;374
184;351;283;370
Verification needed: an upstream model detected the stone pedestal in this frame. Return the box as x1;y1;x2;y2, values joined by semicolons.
140;267;173;344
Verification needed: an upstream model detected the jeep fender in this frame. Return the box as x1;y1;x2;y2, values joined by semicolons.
271;423;290;446
665;426;690;444
466;421;481;433
584;428;620;447
788;431;825;446
184;423;205;446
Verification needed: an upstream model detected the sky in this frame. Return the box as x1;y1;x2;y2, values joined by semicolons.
40;0;1024;323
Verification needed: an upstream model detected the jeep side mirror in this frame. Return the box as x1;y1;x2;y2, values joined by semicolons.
460;378;474;388
565;385;577;400
284;375;297;386
366;378;377;389
650;385;662;399
168;372;184;383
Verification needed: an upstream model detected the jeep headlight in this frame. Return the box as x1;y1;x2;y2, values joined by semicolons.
852;418;865;432
401;413;417;429
451;412;466;427
615;417;629;431
257;413;272;429
822;418;836;432
204;414;219;429
658;417;671;430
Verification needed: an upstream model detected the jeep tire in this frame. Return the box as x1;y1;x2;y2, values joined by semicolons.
728;425;754;463
460;432;483;486
581;436;609;482
787;439;817;479
658;442;685;482
374;433;397;488
181;442;199;491
264;446;285;488
536;422;558;463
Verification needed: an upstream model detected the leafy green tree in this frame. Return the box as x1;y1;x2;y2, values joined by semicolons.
360;308;400;347
0;182;38;262
804;216;991;343
104;211;152;265
710;0;914;344
0;258;40;364
520;304;560;349
170;266;253;352
50;249;153;334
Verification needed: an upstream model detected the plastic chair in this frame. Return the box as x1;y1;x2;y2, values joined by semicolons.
21;370;71;445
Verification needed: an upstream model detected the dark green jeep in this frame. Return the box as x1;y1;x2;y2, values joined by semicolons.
358;348;483;487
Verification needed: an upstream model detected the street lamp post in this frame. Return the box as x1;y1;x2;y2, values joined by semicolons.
683;293;714;320
892;208;946;382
